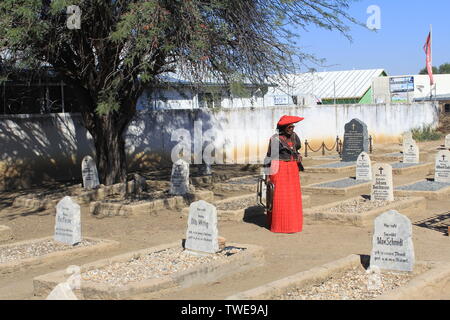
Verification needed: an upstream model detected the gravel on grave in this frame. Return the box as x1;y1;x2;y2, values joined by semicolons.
276;265;426;300
23;184;85;200
391;162;425;169
314;178;368;189
396;180;450;191
324;197;409;214
81;246;244;287
101;191;171;204
226;177;259;185
384;152;403;157
215;196;256;210
0;239;98;264
314;162;356;169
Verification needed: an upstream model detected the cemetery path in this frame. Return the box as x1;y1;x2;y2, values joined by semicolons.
0;141;449;300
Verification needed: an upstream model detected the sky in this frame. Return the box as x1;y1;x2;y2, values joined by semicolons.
291;0;450;76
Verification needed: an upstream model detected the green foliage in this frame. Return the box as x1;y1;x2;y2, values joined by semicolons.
419;63;450;75
411;125;443;142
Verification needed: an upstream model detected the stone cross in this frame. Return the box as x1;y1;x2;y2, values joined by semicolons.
371;163;394;201
185;200;219;254
54;196;82;245
370;210;415;272
435;150;450;183
81;156;100;190
403;140;419;164
170;159;190;195
356;152;372;181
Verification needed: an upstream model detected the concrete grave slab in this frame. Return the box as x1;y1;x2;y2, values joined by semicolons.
304;162;356;174
0;236;119;275
33;241;264;300
394;179;450;200
303;196;425;227
302;178;371;197
226;254;450;300
390;162;433;176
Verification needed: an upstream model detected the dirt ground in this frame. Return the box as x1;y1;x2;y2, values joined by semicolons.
0;140;450;300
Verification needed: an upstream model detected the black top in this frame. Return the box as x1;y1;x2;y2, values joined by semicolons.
265;133;302;163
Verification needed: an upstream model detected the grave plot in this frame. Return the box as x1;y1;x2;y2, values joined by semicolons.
394;180;450;200
302;178;371;197
0;236;119;275
214;174;312;193
181;194;311;221
303;196;425;227
0;225;13;243
303;162;356;174
12;182;127;210
371;152;403;162
33;241;264;299
90;189;214;218
390;162;433;176
226;254;450;300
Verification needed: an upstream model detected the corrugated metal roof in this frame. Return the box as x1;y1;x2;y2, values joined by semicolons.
273;69;386;99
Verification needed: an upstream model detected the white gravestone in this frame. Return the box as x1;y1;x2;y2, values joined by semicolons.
402;132;413;146
81;156;100;190
54;196;81;245
371;164;394;201
403;140;419;164
356;152;372;181
170;159;190;195
435;150;450;183
185;200;219;254
445;134;450;149
370;210;415;272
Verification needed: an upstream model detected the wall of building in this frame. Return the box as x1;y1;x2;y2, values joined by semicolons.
0;102;439;190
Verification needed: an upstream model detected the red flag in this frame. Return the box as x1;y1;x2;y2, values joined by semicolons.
423;32;434;85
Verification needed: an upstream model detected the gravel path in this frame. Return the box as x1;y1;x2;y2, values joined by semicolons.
314;162;355;169
396;180;450;191
0;239;98;264
325;197;408;214
81;247;244;287
276;265;425;300
315;178;367;189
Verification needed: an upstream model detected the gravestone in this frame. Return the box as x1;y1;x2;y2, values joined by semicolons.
435;150;450;183
371;164;394;201
54;196;81;245
81;156;100;190
445;134;450;149
341;119;369;162
403;140;419;164
185;200;219;254
370;210;415;272
170;159;190;195
402;132;413;146
356;152;372;181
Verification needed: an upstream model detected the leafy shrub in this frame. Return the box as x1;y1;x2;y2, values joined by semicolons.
411;125;443;142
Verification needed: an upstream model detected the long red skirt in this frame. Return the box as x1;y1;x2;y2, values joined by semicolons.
268;160;303;233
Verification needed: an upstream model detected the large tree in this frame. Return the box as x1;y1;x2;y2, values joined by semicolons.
0;0;359;185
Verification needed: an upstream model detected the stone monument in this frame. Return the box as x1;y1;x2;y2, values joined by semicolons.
170;159;190;195
54;196;82;245
371;164;394;201
81;156;100;190
435;150;450;183
403;140;419;164
185;200;219;254
356;152;372;181
341;119;369;162
370;210;415;272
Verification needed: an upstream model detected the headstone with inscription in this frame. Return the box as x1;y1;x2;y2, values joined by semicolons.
370;210;415;272
371;164;394;201
435;150;450;183
341;119;369;162
170;159;190;195
356;152;372;181
403;140;419;164
445;134;450;149
402;132;413;146
54;196;81;245
81;156;100;190
185;200;219;254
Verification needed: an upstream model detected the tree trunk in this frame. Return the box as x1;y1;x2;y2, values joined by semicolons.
91;113;129;186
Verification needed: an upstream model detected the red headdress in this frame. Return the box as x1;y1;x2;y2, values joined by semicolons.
277;115;305;128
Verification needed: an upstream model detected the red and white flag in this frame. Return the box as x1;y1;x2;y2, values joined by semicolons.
423;31;434;85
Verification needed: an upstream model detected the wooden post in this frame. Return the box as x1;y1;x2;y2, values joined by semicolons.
304;140;308;158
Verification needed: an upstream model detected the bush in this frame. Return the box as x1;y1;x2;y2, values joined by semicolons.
411;125;443;142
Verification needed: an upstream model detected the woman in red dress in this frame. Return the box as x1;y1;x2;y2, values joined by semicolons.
265;115;304;233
